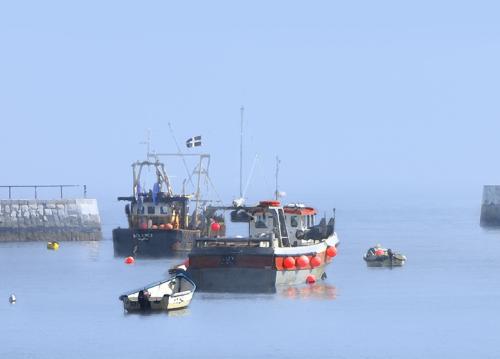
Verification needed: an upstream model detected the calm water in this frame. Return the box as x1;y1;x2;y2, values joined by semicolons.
1;202;499;358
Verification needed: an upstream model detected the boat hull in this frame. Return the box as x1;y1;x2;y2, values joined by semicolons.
364;258;406;267
112;228;199;257
121;291;194;311
188;265;327;293
363;254;406;267
187;234;339;293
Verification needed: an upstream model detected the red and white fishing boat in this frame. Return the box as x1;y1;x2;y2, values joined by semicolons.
186;200;339;292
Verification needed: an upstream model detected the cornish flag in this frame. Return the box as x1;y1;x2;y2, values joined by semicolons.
186;136;202;148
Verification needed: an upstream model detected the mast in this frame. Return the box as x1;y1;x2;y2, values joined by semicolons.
140;129;151;159
275;156;280;200
194;155;203;217
240;106;244;199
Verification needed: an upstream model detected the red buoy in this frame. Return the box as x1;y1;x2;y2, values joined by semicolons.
152;225;158;229
306;274;316;284
296;255;310;269
165;223;173;230
211;222;221;232
326;246;337;258
375;249;385;256
283;256;296;269
310;255;322;268
124;256;135;264
159;224;165;229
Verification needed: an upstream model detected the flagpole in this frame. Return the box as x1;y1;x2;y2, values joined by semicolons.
240;106;244;199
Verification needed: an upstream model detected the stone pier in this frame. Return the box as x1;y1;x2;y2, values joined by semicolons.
0;199;101;241
480;185;500;227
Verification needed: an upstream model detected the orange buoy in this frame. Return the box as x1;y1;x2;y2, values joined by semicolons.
211;222;221;232
310;255;322;268
296;255;310;269
165;223;173;230
326;246;337;258
306;274;316;284
124;256;135;264
283;256;296;269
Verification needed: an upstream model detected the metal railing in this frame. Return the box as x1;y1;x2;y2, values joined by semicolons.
0;185;87;199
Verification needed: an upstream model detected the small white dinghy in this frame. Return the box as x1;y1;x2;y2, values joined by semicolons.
119;273;196;312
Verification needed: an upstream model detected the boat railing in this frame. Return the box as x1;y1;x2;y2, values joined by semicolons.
0;184;87;199
194;236;272;248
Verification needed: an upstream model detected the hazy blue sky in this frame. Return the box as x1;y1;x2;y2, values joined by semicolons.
1;1;499;212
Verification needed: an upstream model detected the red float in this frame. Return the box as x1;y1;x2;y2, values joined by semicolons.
124;256;135;264
296;255;310;269
283;256;296;269
211;222;221;232
310;255;322;268
306;274;316;284
152;225;158;229
165;223;173;230
326;246;337;258
375;249;385;256
159;224;165;229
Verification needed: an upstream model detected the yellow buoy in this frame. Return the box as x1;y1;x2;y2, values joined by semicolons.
47;241;59;250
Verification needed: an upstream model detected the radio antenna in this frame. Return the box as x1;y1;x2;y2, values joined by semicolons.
239;105;244;199
275;156;280;200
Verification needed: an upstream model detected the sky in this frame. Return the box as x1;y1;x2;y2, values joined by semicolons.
1;0;499;218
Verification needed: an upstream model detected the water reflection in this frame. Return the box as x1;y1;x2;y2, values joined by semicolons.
196;292;275;301
280;283;337;300
167;308;190;317
83;240;101;261
122;308;191;317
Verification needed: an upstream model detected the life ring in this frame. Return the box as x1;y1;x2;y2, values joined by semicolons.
259;200;281;207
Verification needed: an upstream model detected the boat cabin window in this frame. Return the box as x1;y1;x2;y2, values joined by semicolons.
255;214;267;228
148;206;155;215
290;216;298;228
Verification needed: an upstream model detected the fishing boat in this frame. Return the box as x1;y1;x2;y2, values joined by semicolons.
363;245;406;267
119;272;196;312
113;160;223;257
186;200;339;293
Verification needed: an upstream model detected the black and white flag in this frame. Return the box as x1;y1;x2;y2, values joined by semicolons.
186;136;202;148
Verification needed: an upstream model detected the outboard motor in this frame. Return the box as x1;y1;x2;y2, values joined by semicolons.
138;290;150;310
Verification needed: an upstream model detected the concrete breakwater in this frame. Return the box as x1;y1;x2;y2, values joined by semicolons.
0;199;101;241
480;185;500;227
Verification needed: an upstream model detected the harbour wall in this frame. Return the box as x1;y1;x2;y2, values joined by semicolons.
480;185;500;227
0;199;102;241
